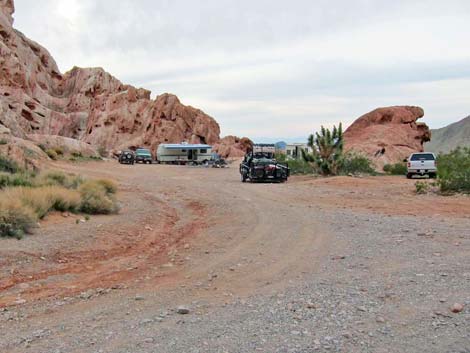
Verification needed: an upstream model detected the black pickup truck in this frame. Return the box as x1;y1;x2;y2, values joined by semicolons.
239;144;289;183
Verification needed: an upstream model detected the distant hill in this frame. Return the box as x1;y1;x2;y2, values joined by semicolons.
425;116;470;153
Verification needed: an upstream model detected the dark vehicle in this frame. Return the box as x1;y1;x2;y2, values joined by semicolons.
240;144;289;183
135;148;153;164
119;150;135;165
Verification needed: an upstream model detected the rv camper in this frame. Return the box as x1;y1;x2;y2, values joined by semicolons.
156;143;213;164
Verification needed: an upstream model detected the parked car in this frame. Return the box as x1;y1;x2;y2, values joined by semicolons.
135;148;153;164
119;150;135;165
240;144;289;183
406;152;437;179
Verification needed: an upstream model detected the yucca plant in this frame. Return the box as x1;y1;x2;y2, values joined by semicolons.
302;123;344;175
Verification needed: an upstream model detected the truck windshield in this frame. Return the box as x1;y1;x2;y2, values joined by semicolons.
410;153;435;161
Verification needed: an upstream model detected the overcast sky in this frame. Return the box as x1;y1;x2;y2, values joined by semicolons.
13;0;470;141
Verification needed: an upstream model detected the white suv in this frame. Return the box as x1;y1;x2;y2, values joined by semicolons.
406;152;437;179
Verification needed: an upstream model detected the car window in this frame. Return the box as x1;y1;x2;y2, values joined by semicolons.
410;153;435;161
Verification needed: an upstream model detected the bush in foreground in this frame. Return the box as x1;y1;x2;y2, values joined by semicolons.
437;147;470;194
79;180;119;214
0;198;37;239
0;172;34;189
340;153;375;175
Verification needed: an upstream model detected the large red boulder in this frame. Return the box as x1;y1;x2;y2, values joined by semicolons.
213;136;253;158
344;106;431;170
0;1;245;158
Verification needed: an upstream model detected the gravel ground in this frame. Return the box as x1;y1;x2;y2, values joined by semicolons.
0;163;468;353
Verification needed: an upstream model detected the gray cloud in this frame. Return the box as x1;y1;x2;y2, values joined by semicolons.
13;0;470;139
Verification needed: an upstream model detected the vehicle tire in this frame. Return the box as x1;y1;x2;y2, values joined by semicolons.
241;173;246;183
429;173;437;179
406;173;413;179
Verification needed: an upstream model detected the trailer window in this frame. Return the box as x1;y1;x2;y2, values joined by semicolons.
200;149;207;153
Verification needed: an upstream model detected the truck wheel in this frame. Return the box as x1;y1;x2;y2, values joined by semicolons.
429;173;437;179
241;173;246;183
406;173;413;179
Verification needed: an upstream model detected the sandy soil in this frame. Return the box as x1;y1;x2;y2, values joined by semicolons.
0;161;468;352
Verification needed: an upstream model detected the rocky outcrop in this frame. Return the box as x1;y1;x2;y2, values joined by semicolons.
27;134;99;157
344;106;431;170
213;136;253;158
0;1;243;161
0;133;47;171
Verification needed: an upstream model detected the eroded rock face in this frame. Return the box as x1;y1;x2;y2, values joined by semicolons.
344;106;431;170
0;1;231;159
213;135;253;158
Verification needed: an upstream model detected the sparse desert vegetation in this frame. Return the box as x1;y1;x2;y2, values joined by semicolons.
0;156;119;238
436;147;470;194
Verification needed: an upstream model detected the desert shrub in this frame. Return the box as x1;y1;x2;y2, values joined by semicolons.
46;149;58;160
275;153;315;175
0;172;34;189
47;187;81;212
0;155;19;173
437;147;470;194
415;181;430;194
383;163;407;175
79;180;119;214
0;198;37;238
2;186;81;219
37;171;84;189
95;179;117;194
340;153;375;175
0;139;7;145
54;147;64;156
37;144;47;152
71;151;83;158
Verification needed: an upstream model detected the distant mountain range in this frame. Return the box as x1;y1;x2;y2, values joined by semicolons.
425;115;470;153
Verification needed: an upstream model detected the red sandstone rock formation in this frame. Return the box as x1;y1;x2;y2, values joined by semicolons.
0;1;246;161
344;106;431;170
213;136;253;158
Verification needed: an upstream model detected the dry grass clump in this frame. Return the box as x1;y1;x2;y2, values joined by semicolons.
0;159;119;238
78;180;119;214
37;171;84;189
2;186;81;219
0;198;37;239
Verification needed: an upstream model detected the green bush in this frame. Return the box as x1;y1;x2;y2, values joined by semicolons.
340;153;375;175
437;147;470;194
79;180;119;214
275;153;315;175
46;149;58;160
0;139;7;145
0;198;37;238
0;172;34;189
383;163;407;175
0;155;19;173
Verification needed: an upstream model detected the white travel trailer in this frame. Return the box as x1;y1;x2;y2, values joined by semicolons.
156;143;213;164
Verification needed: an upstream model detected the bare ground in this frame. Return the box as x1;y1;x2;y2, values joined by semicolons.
0;161;469;353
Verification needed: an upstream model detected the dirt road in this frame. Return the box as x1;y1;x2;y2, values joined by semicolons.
1;161;469;352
